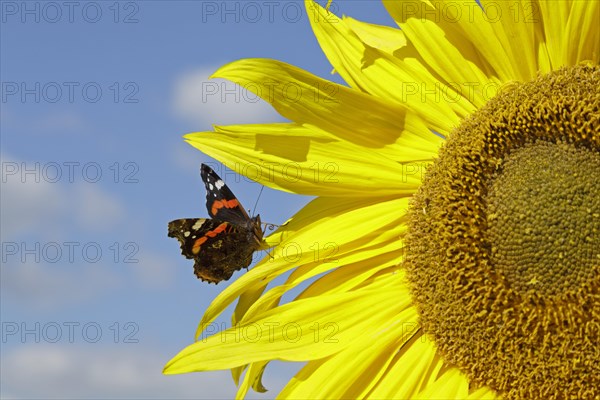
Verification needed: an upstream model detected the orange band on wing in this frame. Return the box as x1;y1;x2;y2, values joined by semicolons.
192;222;229;254
211;199;240;216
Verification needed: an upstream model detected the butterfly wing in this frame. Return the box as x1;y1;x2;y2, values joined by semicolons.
200;164;252;226
167;218;258;283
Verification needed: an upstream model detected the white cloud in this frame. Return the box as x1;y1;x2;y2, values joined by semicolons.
0;105;15;125
1;108;89;135
0;260;120;311
34;111;88;133
172;68;280;126
0;153;182;308
0;249;177;311
0;154;126;240
129;252;175;289
74;184;125;232
0;167;66;239
0;344;289;399
169;143;203;172
0;154;133;310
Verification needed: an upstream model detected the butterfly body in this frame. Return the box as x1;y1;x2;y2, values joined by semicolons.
168;164;264;283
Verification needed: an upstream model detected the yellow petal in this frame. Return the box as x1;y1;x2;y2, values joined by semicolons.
384;0;521;82
279;307;419;399
213;58;434;153
536;0;600;70
344;17;408;55
164;281;410;374
200;195;409;334
234;237;407;330
562;0;600;66
186;124;433;196
307;0;462;136
235;361;268;399
242;253;407;328
480;0;538;79
417;366;470;399
537;0;572;70
294;242;405;298
467;385;502;400
368;334;442;399
383;0;498;108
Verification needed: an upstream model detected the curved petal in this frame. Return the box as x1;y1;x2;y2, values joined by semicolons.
344;17;409;55
382;0;500;106
279;307;419;399
198;195;410;334
294;242;405;298
467;385;503;400
367;334;443;399
538;0;600;69
235;361;268;399
238;197;410;319
536;0;571;70
241;253;407;328
165;278;411;374
307;0;463;136
186;124;434;197
566;0;599;65
212;58;438;156
479;0;539;79
233;237;407;332
384;0;530;82
417;366;470;399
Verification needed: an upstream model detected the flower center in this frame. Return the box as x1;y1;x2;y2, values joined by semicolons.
486;141;600;297
405;65;599;400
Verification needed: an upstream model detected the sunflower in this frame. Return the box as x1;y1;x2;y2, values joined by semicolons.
164;1;599;398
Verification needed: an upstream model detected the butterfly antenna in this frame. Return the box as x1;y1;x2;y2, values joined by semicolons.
264;248;275;260
250;183;280;234
250;185;265;217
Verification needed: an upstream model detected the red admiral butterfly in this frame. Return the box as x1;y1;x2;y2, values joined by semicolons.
168;164;264;284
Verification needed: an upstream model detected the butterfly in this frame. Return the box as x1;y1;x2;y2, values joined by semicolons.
168;164;264;283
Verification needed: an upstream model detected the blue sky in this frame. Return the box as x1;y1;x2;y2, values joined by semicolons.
1;1;395;398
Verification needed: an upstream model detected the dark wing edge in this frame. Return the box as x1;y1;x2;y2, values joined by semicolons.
200;163;252;224
167;218;210;259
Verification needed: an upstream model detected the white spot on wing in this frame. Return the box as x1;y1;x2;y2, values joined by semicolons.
215;180;225;190
184;231;190;237
192;220;203;230
208;183;214;190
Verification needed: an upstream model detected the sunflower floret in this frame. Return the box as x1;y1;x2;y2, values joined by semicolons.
406;65;600;399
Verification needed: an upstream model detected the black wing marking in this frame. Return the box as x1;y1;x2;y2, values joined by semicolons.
167;217;259;283
200;164;252;225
